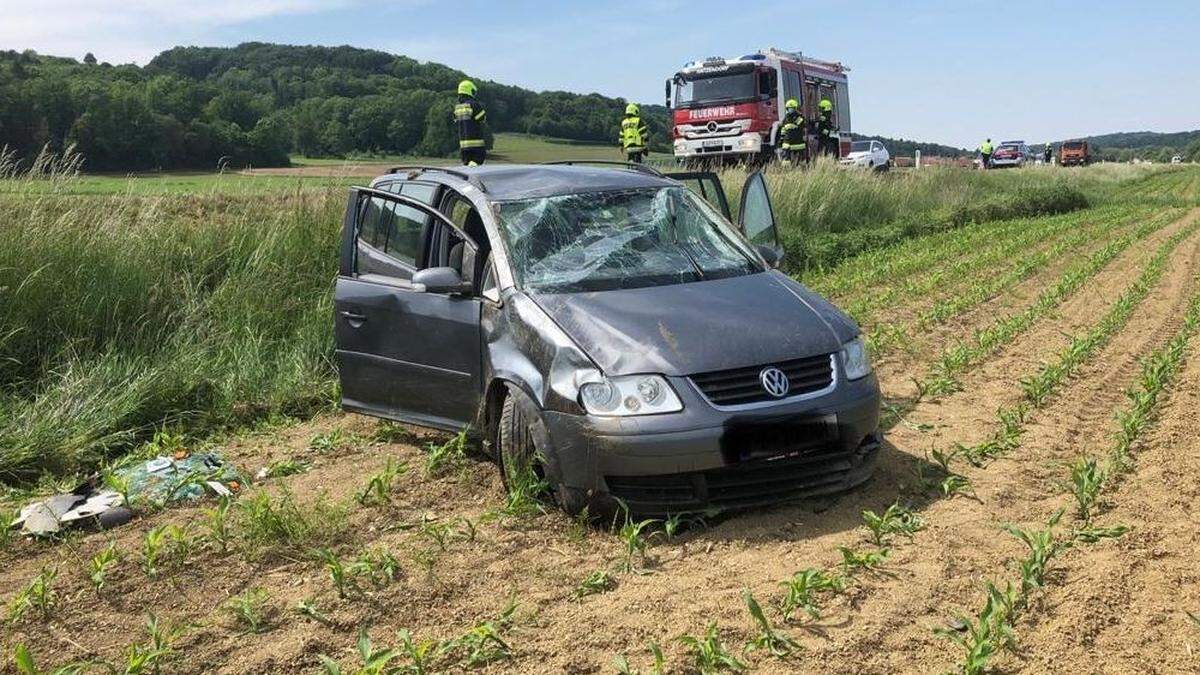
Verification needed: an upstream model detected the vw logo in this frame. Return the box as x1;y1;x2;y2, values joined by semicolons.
706;120;718;133
759;366;790;398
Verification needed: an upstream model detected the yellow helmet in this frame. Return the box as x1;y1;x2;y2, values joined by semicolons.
785;98;799;110
457;79;477;96
819;98;833;111
625;103;639;116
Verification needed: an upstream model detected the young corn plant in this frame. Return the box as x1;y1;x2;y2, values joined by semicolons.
295;597;333;626
316;548;364;599
676;623;747;673
118;612;187;674
777;567;845;622
1066;456;1104;523
1002;509;1067;598
937;581;1019;675
11;643;92;675
200;497;233;552
6;567;58;624
356;457;407;506
424;430;468;476
141;523;191;578
88;542;122;593
225;587;273;634
263;458;310;478
572;569;615;600
617;515;658;573
742;589;801;658
837;546;889;575
444;602;517;667
940;473;977;500
319;630;400;675
394;629;444;675
613;643;665;675
861;502;925;546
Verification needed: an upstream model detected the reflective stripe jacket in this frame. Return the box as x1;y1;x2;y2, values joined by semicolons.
454;96;487;149
620;115;649;151
780;111;806;149
816;109;834;137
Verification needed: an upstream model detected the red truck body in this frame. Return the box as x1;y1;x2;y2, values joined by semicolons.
667;48;851;163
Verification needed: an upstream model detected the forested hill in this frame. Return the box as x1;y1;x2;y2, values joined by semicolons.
1076;130;1200;163
850;133;968;158
0;42;671;171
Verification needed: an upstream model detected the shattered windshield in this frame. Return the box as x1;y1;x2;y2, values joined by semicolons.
496;187;762;293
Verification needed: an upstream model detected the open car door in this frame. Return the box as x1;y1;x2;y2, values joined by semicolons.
663;171;732;221
738;170;784;265
334;186;483;431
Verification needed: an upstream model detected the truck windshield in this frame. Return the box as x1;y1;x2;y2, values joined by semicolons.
674;72;757;108
496;187;761;293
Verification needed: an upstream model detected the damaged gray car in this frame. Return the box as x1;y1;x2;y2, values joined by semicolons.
334;162;881;516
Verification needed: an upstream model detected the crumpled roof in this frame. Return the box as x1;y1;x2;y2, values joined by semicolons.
396;164;678;201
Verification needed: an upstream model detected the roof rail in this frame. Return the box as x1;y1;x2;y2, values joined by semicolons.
386;165;475;182
541;160;666;178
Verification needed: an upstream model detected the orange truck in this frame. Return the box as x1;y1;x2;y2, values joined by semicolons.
1058;140;1090;166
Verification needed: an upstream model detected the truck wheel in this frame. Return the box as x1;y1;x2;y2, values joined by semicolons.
496;387;587;515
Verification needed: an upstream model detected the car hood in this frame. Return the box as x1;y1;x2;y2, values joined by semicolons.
528;271;855;377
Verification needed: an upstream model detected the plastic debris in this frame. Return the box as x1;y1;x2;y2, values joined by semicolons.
9;451;243;536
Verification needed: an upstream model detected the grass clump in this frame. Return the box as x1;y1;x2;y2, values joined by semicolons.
235;487;347;560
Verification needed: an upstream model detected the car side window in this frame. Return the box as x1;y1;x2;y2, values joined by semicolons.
355;194;429;277
383;202;427;265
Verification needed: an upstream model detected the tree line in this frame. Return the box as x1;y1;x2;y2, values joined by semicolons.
0;43;671;171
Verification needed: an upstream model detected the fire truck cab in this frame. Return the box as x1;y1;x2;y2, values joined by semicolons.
667;48;851;164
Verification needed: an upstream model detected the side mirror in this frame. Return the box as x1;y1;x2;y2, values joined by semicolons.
664;78;672;108
412;267;471;295
756;244;782;269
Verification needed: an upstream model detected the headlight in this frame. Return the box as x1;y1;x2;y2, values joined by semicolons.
579;374;683;416
841;336;872;380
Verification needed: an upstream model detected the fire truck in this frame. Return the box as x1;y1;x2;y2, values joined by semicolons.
666;48;851;164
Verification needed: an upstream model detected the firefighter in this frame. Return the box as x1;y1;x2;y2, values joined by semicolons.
1044;142;1053;164
619;103;650;164
778;98;807;166
979;138;994;169
816;97;837;157
453;79;487;166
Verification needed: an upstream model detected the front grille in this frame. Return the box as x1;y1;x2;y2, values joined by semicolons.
604;434;879;515
690;354;834;407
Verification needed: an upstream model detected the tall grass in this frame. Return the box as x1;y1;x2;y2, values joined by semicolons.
720;159;1157;274
0;175;342;481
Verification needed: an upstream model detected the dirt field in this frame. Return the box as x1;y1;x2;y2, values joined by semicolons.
4;176;1200;673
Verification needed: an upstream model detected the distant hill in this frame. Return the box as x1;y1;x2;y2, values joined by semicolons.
1043;130;1200;163
850;133;969;158
0;43;671;170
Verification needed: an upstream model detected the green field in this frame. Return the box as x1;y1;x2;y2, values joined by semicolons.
0;158;1194;482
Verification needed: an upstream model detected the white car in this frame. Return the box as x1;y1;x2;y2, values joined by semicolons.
1172;155;1183;164
841;140;890;171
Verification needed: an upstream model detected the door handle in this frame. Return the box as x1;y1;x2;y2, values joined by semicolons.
340;310;367;323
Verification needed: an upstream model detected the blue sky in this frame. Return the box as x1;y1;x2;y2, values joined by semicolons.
6;0;1198;148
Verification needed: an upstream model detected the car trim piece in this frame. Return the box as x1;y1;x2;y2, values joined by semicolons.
688;354;840;412
337;349;474;381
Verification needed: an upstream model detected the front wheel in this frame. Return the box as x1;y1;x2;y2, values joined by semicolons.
495;388;587;515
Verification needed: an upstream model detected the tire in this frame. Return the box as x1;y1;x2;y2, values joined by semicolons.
495;387;588;515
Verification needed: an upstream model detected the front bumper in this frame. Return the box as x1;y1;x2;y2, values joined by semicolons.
542;371;882;516
673;132;763;159
990;157;1023;167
